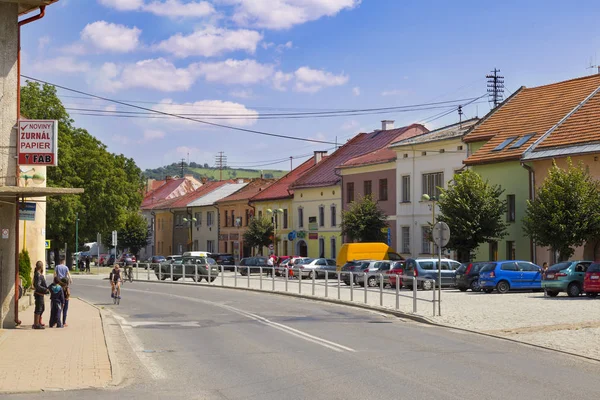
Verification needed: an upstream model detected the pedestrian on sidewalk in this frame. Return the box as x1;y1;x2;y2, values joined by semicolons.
267;256;274;277
59;278;71;327
85;256;91;273
33;261;49;330
49;277;65;328
54;256;71;284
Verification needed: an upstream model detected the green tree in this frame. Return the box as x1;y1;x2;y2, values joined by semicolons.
437;169;508;262
341;195;388;242
19;249;32;289
243;217;273;255
20;82;145;261
119;212;150;256
523;160;600;261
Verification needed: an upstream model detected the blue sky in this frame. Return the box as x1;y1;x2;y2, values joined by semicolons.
20;0;600;171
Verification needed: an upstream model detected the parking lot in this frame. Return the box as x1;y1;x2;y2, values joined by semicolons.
131;265;600;360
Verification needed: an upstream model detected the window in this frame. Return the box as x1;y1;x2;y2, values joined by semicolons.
298;207;304;228
193;240;198;251
231;210;235;227
364;180;372;196
510;134;535;149
283;240;288;255
258;210;262;219
330;205;336;227
379;179;388;201
401;226;410;253
518;262;540;272
224;241;228;253
224;211;229;227
493;137;517;151
507;194;516;222
489;241;498;261
283;209;288;229
401;175;410;202
245;209;250;226
331;237;336;259
422;172;443;198
419;261;435;270
319;238;325;258
207;211;214;226
506;241;516;260
421;226;431;254
501;262;518;271
346;182;354;203
319;206;325;227
195;212;201;226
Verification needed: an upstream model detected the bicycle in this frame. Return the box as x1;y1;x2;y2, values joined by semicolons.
111;280;121;305
122;263;133;283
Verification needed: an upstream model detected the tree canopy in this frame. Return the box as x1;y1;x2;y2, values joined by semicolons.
437;169;508;262
523;160;600;261
20;82;145;256
243;217;273;255
341;195;388;242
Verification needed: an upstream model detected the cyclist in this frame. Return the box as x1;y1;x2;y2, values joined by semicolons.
109;263;122;299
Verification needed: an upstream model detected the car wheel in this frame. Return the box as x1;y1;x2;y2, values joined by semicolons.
367;276;377;287
496;281;510;294
159;275;167;281
470;280;481;292
421;279;433;291
309;270;316;280
483;288;494;293
458;287;468;292
173;276;180;281
567;283;581;297
586;292;598;298
206;277;216;283
546;290;559;297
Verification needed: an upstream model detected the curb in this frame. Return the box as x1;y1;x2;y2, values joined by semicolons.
134;278;600;364
77;297;124;388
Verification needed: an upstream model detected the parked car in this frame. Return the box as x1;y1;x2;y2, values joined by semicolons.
142;255;166;269
455;262;495;292
584;262;600;298
336;243;403;269
104;254;116;266
386;261;406;288
479;260;543;294
276;256;303;276
238;256;269;275
293;258;337;279
341;260;375;286
99;254;109;266
118;253;137;266
165;255;182;263
154;256;219;282
542;261;592;297
403;258;462;290
209;253;235;270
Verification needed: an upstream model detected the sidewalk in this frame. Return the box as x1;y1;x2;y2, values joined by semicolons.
0;298;112;393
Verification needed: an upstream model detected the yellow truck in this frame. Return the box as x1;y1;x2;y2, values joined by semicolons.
336;243;403;270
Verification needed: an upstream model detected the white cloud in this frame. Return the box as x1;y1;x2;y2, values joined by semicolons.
151;99;259;127
105;105;117;112
93;58;196;92
228;0;360;30
155;27;262;58
230;89;254;99
81;21;141;53
294;66;348;93
273;71;293;91
352;86;360;96
143;130;166;140
192;59;274;85
143;0;215;17
381;89;409;96
38;36;50;51
341;120;359;131
32;56;90;74
99;0;143;11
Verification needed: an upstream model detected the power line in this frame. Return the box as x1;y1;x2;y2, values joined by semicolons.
215;152;227;181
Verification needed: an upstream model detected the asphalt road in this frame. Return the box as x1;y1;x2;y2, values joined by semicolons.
8;277;600;400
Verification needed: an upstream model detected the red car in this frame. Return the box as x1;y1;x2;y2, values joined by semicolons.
387;261;406;289
584;262;600;298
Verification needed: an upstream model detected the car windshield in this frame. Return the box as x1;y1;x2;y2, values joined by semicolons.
456;265;466;273
548;262;571;272
360;262;371;270
182;257;201;264
480;264;496;272
588;263;600;272
173;260;183;265
206;258;217;265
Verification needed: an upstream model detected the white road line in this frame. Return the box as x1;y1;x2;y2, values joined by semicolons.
111;312;168;380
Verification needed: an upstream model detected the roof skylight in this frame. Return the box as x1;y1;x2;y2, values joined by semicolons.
492;137;517;151
510;134;535;149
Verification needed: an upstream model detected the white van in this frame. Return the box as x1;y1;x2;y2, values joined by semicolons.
182;251;210;258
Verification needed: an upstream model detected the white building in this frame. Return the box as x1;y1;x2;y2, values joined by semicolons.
389;119;478;259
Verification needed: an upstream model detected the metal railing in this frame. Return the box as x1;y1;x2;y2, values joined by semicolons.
132;263;439;316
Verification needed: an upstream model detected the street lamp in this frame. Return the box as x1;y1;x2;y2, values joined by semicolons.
183;216;197;251
266;208;284;255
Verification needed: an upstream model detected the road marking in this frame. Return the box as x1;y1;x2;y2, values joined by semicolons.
111;313;167;380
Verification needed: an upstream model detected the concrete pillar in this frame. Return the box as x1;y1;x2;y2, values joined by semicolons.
0;2;19;328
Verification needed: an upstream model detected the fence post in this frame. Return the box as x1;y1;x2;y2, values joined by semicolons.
395;274;400;309
247;267;250;288
380;273;384;307
195;264;198;283
170;263;173;281
364;272;368;304
337;272;341;300
147;264;150;281
272;267;275;291
432;279;436;317
412;277;417;313
259;267;263;290
221;265;224;286
350;272;353;301
234;266;238;287
208;264;211;284
135;263;139;280
325;271;329;298
298;267;302;294
182;263;186;283
312;270;315;296
159;264;162;281
285;268;289;292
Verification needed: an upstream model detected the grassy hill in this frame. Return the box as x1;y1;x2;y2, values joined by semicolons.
143;162;287;181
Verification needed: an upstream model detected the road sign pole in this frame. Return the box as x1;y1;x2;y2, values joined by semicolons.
433;221;450;317
97;232;101;274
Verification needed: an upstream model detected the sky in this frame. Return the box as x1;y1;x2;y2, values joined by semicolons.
19;0;600;171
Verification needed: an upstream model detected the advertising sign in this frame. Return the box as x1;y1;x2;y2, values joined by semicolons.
19;202;36;221
18;120;58;166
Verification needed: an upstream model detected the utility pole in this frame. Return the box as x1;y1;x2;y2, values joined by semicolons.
486;68;505;108
180;158;186;177
215;151;227;181
458;105;463;128
290;156;293;171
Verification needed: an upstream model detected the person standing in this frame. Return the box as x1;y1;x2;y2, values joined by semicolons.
54;256;71;283
33;261;49;330
85;256;91;273
60;278;71;327
49;277;65;328
266;256;274;277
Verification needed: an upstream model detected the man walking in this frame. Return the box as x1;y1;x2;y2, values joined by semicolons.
54;256;72;284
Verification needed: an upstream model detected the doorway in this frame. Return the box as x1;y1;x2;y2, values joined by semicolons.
296;240;308;257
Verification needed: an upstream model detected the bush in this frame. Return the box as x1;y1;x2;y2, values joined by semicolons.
19;249;32;289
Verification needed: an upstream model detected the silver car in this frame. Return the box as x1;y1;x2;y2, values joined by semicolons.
357;261;394;287
294;258;337;279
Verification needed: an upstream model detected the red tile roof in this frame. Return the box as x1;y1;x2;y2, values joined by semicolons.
339;148;396;168
463;74;600;165
216;179;275;204
141;178;202;209
168;181;230;209
250;156;324;202
291;124;427;188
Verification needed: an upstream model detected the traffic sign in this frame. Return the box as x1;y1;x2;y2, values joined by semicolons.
288;231;297;240
18;120;58;166
111;230;117;246
433;222;450;248
45;240;51;249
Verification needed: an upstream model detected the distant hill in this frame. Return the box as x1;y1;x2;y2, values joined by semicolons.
143;162;287;181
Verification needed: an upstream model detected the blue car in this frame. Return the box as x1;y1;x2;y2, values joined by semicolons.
478;260;543;294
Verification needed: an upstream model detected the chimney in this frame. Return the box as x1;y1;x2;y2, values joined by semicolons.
382;120;395;130
314;151;327;164
200;177;208;184
165;175;172;181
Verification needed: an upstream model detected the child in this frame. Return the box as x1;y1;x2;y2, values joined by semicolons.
60;278;71;327
49;276;65;328
33;261;49;330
